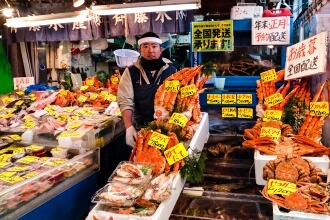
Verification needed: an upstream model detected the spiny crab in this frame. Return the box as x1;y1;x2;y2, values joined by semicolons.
263;154;323;183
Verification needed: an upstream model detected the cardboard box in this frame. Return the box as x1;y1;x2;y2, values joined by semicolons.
254;150;330;185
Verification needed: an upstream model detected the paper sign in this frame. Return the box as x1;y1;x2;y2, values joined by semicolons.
80;85;89;91
164;143;188;165
267;179;296;196
23;121;37;129
252;17;290;45
60;90;68;97
89;93;98;100
85;78;94;86
222;94;236;104
148;131;170;150
104;94;117;102
13;77;35;91
165;80;180;92
260;127;281;140
264;110;283;121
265;93;283;107
237;94;252;104
57;131;85;138
110;76;119;84
169;113;189;127
285;32;328;80
77;95;87;103
222;107;236;118
260;69;277;82
238;108;253;119
192;20;234;52
310;102;329;116
15;100;24;106
207;94;221;104
180;84;196;98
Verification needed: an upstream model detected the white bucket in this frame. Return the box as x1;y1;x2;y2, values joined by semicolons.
113;49;140;68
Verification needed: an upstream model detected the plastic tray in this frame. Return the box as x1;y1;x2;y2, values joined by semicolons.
273;204;330;220
107;161;153;186
254;150;330;185
91;182;144;207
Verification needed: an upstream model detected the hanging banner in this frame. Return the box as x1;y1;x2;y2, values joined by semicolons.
191;21;233;52
251;16;290;45
285;32;328;80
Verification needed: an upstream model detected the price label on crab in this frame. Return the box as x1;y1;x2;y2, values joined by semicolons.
148;131;170;150
165;80;180;92
16;91;25;96
260;69;277;82
23;121;37;129
237;94;252;104
86;78;94;86
15;100;24;106
77;95;87;103
60;90;68;97
164;142;188;165
80;85;89;91
105;94;117;102
207;94;221;104
310;102;329;116
110;76;119;84
222;107;236;118
263;110;282;121
260;127;281;140
238;108;253;119
265;93;283;107
267;179;296;196
64;107;75;113
180;84;196;98
222;94;236;104
89;93;98;100
169;113;189;127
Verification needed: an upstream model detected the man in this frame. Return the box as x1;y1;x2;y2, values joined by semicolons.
117;32;176;147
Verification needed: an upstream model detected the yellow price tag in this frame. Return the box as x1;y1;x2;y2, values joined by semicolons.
24;115;35;122
64;107;75;113
260;69;277;82
15;100;24;106
260;127;281;140
0;106;5;111
0;176;25;184
16;156;39;164
222;94;237;104
0;154;13;162
49;158;68;166
164;142;188;165
7;108;17;114
0;162;11;168
47;110;56;116
165;80;180;92
115;109;121;116
100;91;109;97
23;121;37;129
0;113;14;119
77;95;87;103
0;171;16;178
9;134;21;141
222;107;236;118
22;171;41;179
265;93;283;107
180;84;196;98
89;93;98;101
238;108;253;119
16;91;25;96
206;94;221;104
310;102;329;116
57;131;85;138
110;76;119;84
267;179;296;196
60;90;68;97
147;131;170;150
104;94;117;102
57;114;68;122
264;110;283;121
168;113;189;128
86;78;94;86
67;121;82;130
95;137;104;148
68;115;79;122
237;94;252;104
44;105;55;112
7;166;30;172
12;148;25;154
80;85;89;91
26;145;44;151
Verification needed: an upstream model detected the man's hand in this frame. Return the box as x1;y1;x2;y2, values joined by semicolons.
125;125;137;147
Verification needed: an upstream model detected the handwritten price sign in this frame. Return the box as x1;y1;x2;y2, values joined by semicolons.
207;94;221;104
164;143;188;165
222;107;236;118
310;102;329;116
222;94;236;104
265;93;283;107
148;131;170;150
260;127;281;140
77;95;87;103
86;78;94;86
237;94;252;104
169;113;189;128
165;80;180;92
261;69;277;82
267;179;296;196
180;84;196;98
238;108;253;119
264;110;283;121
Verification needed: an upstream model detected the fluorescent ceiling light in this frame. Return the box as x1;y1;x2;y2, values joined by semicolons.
5;10;91;28
92;0;201;15
73;0;85;7
2;7;13;17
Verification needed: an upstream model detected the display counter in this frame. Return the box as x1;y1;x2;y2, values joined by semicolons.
86;112;209;220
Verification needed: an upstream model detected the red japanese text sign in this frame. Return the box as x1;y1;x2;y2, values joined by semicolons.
252;17;290;45
285;32;328;80
13;77;35;91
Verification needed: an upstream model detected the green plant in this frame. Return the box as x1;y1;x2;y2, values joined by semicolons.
202;61;217;78
180;150;207;184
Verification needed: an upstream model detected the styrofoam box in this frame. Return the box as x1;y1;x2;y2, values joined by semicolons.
254;150;330;185
86;113;209;220
273;204;330;220
230;6;263;20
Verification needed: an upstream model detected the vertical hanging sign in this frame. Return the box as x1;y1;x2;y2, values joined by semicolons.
285;32;328;80
251;16;290;45
191;20;233;52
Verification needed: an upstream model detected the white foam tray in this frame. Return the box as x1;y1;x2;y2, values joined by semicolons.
273;204;330;220
86;112;209;220
254;150;330;185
